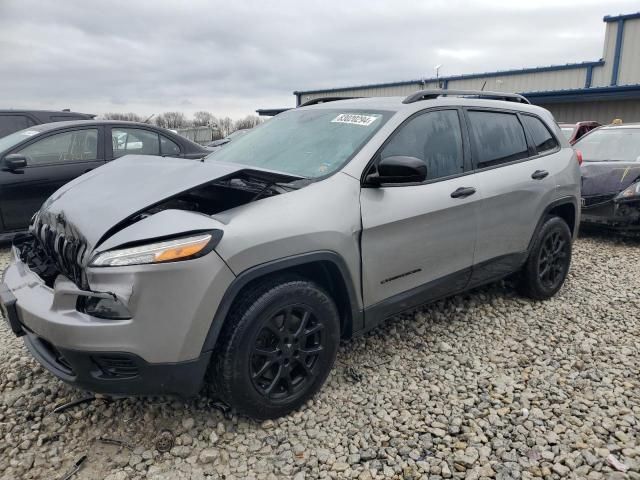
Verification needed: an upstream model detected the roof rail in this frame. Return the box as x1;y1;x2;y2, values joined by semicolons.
298;96;362;107
402;89;531;105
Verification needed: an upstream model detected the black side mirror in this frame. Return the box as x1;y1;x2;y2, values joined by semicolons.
2;154;27;171
366;156;427;185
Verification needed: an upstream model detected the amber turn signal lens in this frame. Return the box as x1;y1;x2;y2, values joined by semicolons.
154;238;211;262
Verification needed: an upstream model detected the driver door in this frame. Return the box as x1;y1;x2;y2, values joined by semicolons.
359;109;479;326
0;127;105;231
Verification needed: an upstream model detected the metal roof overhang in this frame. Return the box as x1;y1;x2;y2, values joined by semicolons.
523;84;640;104
256;108;291;116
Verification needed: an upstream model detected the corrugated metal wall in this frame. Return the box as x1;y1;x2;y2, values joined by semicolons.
447;69;587;92
297;70;591;103
298;67;590;104
297;82;428;105
619;18;640;86
591;20;618;87
543;100;640;124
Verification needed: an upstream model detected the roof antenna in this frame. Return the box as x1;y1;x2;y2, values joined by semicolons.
143;113;155;124
480;81;487;91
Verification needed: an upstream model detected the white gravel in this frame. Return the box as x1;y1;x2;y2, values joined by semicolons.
1;231;639;480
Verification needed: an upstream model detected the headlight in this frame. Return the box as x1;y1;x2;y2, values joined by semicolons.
616;182;640;201
90;233;216;267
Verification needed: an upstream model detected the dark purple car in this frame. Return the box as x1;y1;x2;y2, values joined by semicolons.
577;124;640;230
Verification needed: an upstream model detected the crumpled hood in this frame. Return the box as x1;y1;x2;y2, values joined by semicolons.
581;161;640;197
36;155;245;249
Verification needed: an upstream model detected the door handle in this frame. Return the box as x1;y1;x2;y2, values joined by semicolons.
531;170;549;180
450;187;476;199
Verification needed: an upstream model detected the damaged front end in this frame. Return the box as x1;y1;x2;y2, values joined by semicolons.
14;216;90;289
1;157;304;392
14;160;304;292
581;182;640;230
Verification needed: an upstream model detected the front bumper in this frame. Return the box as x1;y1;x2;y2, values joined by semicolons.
1;245;235;396
23;332;210;396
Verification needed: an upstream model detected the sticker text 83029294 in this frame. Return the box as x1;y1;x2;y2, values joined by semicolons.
331;114;378;127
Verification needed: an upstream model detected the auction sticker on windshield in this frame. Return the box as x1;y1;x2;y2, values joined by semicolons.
331;114;378;126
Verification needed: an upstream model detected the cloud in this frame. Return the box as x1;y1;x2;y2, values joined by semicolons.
0;0;636;119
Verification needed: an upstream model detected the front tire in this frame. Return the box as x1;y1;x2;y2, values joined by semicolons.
518;215;572;300
209;276;340;420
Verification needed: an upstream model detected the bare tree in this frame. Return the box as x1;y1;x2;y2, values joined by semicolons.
192;111;217;127
102;112;144;122
217;116;234;137
154;112;188;129
234;115;262;131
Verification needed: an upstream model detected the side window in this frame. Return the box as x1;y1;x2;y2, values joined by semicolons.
18;129;98;166
521;115;559;154
380;110;464;180
160;135;181;156
467;111;528;168
112;128;160;158
0;115;36;137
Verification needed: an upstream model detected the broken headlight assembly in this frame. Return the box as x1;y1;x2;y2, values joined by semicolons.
89;232;221;267
615;182;640;202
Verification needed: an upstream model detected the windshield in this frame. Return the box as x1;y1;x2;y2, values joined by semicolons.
206;109;391;178
575;128;640;162
0;128;41;152
560;127;574;140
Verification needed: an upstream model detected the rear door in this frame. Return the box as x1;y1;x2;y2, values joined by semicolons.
465;109;560;284
0;127;105;231
360;108;479;322
107;126;186;160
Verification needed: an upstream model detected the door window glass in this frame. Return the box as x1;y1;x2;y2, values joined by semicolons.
18;129;98;165
112;128;160;158
467;111;528;168
380;110;464;180
160;135;181;156
522;115;558;154
0;115;36;137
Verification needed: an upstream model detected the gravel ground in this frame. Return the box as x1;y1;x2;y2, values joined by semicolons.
1;231;639;480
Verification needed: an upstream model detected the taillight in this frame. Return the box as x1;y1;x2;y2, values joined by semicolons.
575;149;583;165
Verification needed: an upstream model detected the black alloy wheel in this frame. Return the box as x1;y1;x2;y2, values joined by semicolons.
519;215;572;300
250;305;324;400
210;276;340;420
537;230;569;290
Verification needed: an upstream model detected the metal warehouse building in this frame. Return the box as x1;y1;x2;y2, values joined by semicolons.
290;12;640;124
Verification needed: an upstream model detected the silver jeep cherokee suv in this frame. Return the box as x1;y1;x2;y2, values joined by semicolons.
1;90;580;419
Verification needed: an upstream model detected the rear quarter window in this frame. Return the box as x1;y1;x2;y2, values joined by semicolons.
521;115;559;154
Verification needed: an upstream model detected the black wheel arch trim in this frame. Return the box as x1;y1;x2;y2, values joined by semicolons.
527;196;579;252
201;251;362;353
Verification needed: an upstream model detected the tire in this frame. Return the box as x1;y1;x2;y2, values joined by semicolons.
518;215;572;300
209;276;340;420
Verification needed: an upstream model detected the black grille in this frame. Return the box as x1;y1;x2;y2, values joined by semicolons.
583;193;616;208
92;355;139;379
28;215;88;288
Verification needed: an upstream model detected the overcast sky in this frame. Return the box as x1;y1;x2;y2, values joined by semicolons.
0;0;637;119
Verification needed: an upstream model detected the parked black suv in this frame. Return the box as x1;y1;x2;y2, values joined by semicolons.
0;110;95;138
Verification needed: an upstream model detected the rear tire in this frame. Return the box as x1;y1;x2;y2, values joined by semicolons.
209;276;340;420
518;216;572;300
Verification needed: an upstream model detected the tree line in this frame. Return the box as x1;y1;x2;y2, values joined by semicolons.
101;111;263;138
